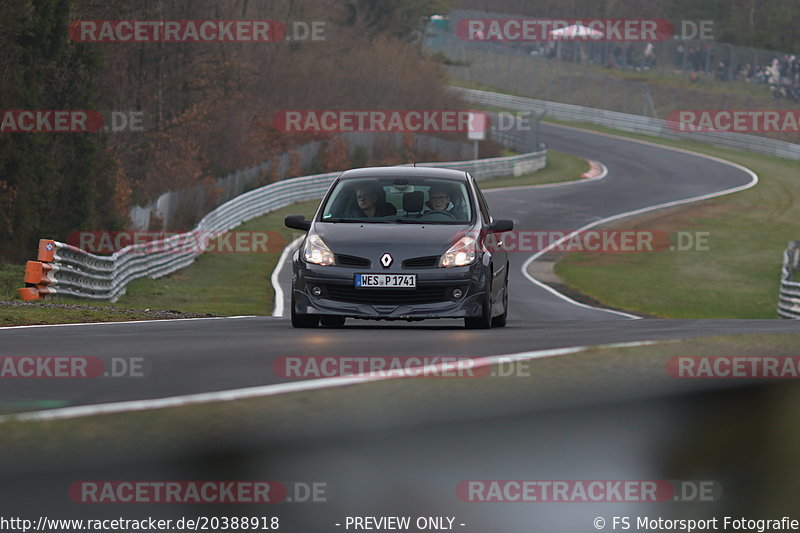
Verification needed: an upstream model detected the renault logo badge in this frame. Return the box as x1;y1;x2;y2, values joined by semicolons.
380;253;393;267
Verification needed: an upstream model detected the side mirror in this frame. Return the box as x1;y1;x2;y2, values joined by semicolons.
488;219;514;233
284;215;311;232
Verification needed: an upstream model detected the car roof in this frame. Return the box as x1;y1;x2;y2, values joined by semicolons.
337;166;469;181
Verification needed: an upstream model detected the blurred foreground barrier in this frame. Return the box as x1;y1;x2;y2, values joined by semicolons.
777;241;800;319
17;144;546;302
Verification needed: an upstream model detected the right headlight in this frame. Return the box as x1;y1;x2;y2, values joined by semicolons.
303;234;335;266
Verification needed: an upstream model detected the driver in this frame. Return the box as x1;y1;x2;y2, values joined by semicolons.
423;184;454;213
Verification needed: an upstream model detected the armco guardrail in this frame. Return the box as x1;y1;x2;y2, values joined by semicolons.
18;172;339;302
18;143;546;302
777;241;800;319
451;86;800;161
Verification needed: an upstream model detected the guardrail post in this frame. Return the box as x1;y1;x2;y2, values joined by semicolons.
777;241;800;319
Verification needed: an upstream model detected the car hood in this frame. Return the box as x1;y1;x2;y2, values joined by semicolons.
313;222;474;262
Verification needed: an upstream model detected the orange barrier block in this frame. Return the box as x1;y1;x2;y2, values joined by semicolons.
38;239;56;262
18;287;41;301
19;240;57;301
24;261;55;285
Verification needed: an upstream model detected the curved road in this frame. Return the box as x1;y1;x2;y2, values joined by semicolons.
1;122;798;416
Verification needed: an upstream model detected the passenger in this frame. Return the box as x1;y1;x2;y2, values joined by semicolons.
348;184;396;218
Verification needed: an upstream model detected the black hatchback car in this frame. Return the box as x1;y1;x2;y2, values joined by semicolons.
284;166;514;328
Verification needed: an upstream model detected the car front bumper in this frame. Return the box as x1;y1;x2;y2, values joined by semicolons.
293;258;489;320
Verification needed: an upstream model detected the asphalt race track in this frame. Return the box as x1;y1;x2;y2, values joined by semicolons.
2;122;798;413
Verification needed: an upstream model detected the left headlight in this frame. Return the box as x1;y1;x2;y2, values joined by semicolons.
439;234;478;267
303;234;335;266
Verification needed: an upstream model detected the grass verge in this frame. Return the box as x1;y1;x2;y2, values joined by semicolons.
481;149;588;189
0;302;214;327
536;118;800;318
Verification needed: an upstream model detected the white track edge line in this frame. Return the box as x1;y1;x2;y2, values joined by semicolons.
0;340;658;423
0;316;237;331
519;161;638;319
272;235;305;317
519;128;760;320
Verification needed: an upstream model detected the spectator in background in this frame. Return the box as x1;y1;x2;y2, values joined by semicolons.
611;46;622;68
643;42;656;69
767;58;781;85
689;47;701;71
716;61;728;81
675;44;685;70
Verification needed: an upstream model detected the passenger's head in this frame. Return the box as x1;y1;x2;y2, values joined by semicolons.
356;183;379;211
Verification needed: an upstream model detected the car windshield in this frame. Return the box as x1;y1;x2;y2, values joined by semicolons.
318;176;473;224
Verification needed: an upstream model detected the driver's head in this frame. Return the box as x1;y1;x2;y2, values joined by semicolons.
428;185;450;211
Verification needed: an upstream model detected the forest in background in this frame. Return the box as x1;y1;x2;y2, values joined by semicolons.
0;0;450;261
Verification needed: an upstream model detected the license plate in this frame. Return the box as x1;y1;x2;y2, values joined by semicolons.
355;274;417;288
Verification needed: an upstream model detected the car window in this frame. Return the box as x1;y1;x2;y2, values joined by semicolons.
319;176;473;224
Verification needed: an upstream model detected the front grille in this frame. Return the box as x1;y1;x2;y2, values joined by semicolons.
402;256;439;268
322;284;450;305
335;254;371;268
